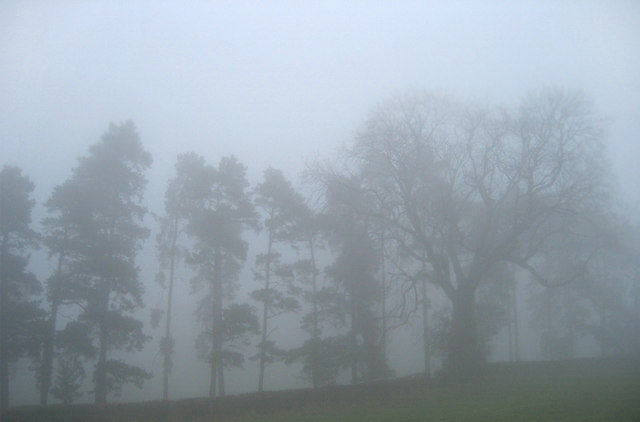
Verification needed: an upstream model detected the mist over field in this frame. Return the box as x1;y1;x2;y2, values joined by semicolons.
1;1;639;413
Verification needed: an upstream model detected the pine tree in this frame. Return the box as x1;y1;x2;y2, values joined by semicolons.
0;165;42;410
185;155;256;398
251;168;304;392
154;153;204;400
50;355;84;405
38;178;88;405
44;122;152;404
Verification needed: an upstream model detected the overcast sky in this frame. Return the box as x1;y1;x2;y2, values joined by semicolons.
2;0;640;403
2;1;639;208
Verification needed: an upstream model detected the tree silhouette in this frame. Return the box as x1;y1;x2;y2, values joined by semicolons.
251;168;304;392
185;155;256;398
332;89;608;377
0;166;43;410
154;153;205;400
44;122;152;404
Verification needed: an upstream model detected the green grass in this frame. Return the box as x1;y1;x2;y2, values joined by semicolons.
4;365;638;421
227;373;640;422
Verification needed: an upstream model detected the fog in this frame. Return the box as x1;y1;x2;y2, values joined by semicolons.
1;1;639;409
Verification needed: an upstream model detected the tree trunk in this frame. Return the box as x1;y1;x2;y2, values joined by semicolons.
208;346;217;398
217;361;225;396
41;250;66;405
447;284;480;378
507;312;514;361
162;216;178;401
379;236;387;379
565;288;575;359
210;247;223;399
0;240;9;410
94;282;111;405
94;323;108;404
422;279;430;378
350;300;358;385
309;238;319;389
0;343;7;410
508;281;520;362
258;224;273;393
40;298;59;405
513;283;520;362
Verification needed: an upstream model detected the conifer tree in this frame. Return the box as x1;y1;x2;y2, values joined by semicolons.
43;122;152;404
185;155;256;398
0;166;42;410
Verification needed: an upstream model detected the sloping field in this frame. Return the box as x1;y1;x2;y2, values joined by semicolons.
232;371;640;422
3;357;639;421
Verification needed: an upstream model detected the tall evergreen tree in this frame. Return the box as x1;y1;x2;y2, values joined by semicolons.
251;168;303;392
154;153;204;400
289;251;347;387
38;178;89;405
47;122;152;404
288;208;331;388
185;155;256;398
0;165;42;410
326;223;383;383
323;176;386;383
285;197;352;388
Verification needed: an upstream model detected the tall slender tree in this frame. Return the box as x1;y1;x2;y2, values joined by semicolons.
323;176;386;383
327;225;384;383
154;153;203;400
186;155;256;398
251;168;303;392
0;165;42;410
38;177;90;405
288;208;334;388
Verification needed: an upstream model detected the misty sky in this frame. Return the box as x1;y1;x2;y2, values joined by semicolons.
2;1;639;207
1;0;640;403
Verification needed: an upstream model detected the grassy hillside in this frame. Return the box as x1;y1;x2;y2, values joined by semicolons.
230;372;640;422
3;357;639;421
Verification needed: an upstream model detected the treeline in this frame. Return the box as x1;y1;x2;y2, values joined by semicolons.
1;89;639;409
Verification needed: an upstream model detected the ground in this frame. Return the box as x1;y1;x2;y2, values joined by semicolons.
3;358;639;421
227;371;640;422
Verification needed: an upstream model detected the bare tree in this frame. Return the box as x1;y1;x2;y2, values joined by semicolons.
334;89;608;376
